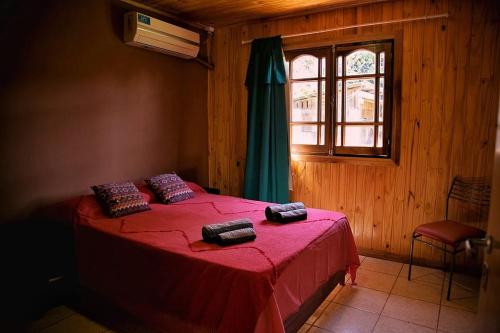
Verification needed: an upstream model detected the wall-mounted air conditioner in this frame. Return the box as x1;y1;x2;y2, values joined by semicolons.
124;11;200;59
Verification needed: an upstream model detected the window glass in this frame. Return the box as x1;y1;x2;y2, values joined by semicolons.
379;51;385;74
291;125;318;145
336;80;342;121
336;126;342;146
320;125;325;145
346;50;376;76
320;80;326;122
292;55;318;79
291;81;318;122
344;125;375;147
345;78;375;122
379;78;384;121
377;126;383;147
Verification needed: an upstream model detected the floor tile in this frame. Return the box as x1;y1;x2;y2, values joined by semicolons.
361;257;403;275
26;306;76;332
326;283;344;301
382;294;439;329
392;276;443;304
441;278;479;313
333;285;389;314
359;255;366;263
354;268;397;292
373;315;436;333
39;313;108;333
314;302;379;333
297;323;311;333
446;273;481;290
307;326;331;333
400;264;445;285
438;306;477;333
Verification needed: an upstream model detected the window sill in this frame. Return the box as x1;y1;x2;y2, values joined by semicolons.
291;153;398;167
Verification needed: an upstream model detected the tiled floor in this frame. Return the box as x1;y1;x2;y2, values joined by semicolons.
25;256;480;333
301;256;480;333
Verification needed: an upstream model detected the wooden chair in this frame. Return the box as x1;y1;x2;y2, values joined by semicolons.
408;176;490;300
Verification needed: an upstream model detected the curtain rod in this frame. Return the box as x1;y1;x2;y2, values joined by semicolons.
241;13;449;45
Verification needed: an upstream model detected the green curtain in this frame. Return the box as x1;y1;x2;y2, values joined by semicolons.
243;36;289;203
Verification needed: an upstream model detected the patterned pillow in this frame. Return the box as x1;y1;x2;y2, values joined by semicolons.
91;182;151;217
145;173;194;203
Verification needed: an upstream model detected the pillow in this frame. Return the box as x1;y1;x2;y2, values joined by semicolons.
91;181;151;217
185;181;207;193
145;173;194;203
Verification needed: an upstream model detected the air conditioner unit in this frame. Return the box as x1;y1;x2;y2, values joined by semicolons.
124;12;200;59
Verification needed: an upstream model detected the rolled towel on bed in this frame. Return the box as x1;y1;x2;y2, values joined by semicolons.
202;218;253;242
272;208;308;223
216;227;256;245
265;202;306;221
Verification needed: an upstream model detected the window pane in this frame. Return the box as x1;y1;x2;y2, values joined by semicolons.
321;57;326;77
337;56;343;76
379;51;385;74
320;125;325;145
321;80;326;122
336;80;342;121
344;125;374;147
377;126;383;147
345;78;375;122
336;126;342;146
346;50;376;76
291;81;318;122
292;55;318;79
291;124;318;145
379;78;384;122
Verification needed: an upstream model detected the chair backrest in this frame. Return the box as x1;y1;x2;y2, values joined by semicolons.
445;176;491;220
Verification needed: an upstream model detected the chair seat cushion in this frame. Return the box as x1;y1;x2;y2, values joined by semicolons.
414;220;485;246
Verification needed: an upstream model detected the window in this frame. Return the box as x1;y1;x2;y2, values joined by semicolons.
285;40;394;159
286;48;331;154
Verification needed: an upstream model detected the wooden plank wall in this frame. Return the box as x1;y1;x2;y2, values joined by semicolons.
208;0;500;265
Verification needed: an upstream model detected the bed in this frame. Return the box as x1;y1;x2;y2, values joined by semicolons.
67;185;359;333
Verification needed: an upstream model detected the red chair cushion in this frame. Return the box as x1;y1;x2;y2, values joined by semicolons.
414;220;485;246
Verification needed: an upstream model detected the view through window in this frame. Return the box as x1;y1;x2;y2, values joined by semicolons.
285;40;393;158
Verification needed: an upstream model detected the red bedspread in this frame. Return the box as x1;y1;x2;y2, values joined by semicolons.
73;192;359;333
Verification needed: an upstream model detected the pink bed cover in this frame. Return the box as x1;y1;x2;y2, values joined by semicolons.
72;191;359;333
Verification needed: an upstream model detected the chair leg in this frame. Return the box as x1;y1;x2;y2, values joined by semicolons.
408;233;415;281
447;248;456;301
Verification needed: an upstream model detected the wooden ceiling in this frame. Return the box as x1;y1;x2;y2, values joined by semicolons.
135;0;387;26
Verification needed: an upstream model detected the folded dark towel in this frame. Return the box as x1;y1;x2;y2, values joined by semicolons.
202;218;253;242
273;208;308;223
216;227;256;245
265;202;306;221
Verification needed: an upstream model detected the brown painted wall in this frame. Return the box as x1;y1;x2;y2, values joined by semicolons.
0;0;208;223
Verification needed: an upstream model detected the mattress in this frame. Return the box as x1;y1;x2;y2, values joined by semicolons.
71;191;359;333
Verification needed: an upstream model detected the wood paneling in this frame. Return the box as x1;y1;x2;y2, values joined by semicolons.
136;0;388;26
208;0;500;264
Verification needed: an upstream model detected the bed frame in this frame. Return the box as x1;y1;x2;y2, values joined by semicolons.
284;270;345;333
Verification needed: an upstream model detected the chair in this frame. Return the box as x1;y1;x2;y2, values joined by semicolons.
408;176;490;300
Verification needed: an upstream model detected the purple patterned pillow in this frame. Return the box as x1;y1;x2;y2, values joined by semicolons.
145;173;194;204
92;181;151;217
